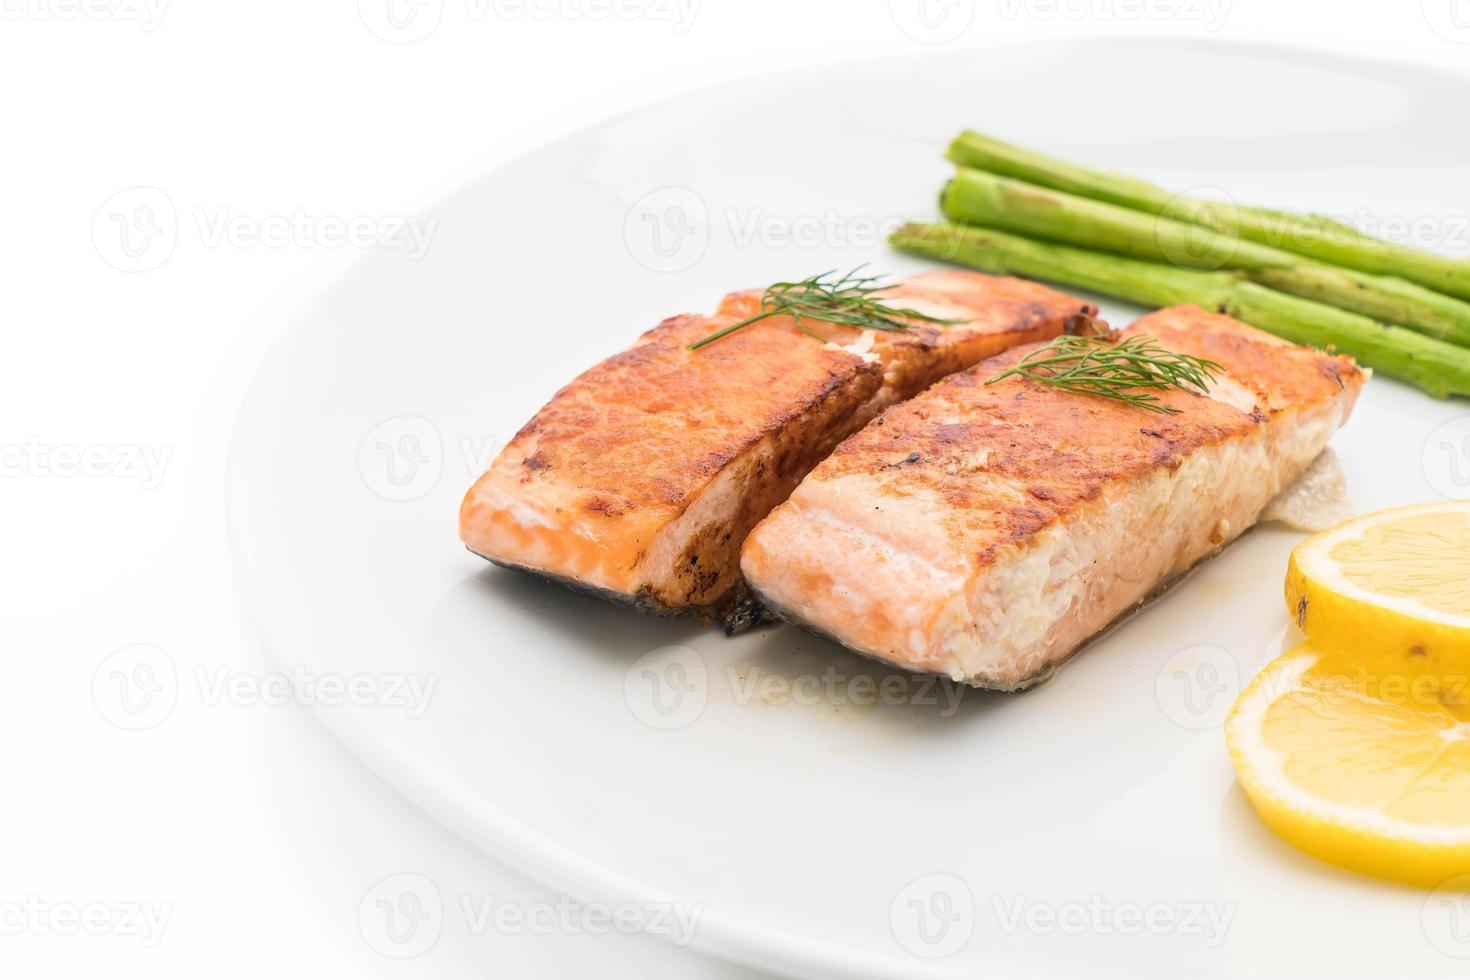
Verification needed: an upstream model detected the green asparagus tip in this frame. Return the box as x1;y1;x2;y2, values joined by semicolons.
889;221;963;262
941;132;970;166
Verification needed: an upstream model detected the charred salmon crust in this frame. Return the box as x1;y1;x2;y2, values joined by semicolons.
476;554;673;615
460;270;1093;617
740;305;1366;688
475;552;786;632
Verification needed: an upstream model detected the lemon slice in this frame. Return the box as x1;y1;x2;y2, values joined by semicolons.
1226;641;1470;887
1286;500;1470;676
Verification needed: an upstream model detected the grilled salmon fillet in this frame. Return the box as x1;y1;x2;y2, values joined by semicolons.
741;305;1366;688
459;270;1093;619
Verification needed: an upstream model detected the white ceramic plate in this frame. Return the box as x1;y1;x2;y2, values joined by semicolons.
229;40;1470;979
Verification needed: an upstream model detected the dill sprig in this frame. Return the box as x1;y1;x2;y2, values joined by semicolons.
688;267;964;351
985;334;1222;414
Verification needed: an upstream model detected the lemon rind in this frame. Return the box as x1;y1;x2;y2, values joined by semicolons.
1227;651;1470;849
1291;501;1470;632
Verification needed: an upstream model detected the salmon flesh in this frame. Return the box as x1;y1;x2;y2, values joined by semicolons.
460;271;1094;619
740;305;1366;688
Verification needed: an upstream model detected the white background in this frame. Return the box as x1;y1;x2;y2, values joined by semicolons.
3;1;1468;977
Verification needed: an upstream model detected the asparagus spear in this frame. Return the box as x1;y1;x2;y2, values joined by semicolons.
889;221;1470;399
946;130;1470;302
893;219;1237;309
1251;265;1470;346
942;168;1470;347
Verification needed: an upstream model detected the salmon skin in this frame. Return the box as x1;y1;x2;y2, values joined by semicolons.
459;270;1094;621
740;305;1366;688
